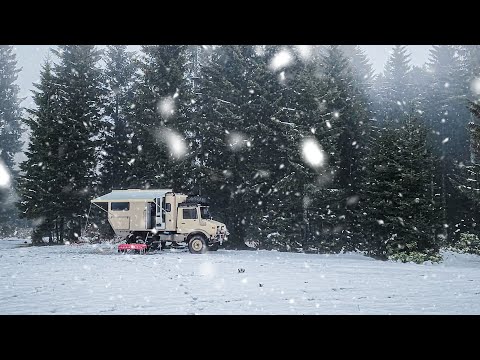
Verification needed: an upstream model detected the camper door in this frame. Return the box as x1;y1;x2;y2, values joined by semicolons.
155;197;166;230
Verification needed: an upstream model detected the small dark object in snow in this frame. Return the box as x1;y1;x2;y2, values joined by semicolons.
24;241;27;244
259;283;263;287
238;268;245;273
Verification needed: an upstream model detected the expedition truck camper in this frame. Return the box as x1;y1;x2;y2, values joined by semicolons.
90;189;229;254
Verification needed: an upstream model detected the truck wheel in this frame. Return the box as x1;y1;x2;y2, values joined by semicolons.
188;235;208;254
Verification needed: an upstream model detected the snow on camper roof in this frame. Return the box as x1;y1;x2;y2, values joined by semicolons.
91;189;173;202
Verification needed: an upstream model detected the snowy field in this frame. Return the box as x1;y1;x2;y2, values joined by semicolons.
1;238;480;314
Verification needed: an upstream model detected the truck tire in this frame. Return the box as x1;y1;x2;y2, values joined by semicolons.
188;235;208;254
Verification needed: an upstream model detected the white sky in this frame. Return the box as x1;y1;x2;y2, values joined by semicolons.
360;45;431;74
13;45;432;108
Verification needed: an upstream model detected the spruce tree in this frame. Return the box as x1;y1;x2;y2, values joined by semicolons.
256;46;333;251
197;45;290;248
460;45;480;91
48;46;104;241
0;45;23;236
318;45;372;251
409;65;430;115
426;45;469;161
425;45;471;243
362;114;441;262
340;45;375;91
100;45;138;192
450;101;480;238
17;61;62;243
375;45;412;124
128;45;190;189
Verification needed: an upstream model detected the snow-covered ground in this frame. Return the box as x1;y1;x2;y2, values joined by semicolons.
1;238;480;314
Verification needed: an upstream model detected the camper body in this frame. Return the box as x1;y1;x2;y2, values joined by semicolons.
91;189;228;254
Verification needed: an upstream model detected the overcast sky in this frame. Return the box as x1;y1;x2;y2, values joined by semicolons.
13;45;432;108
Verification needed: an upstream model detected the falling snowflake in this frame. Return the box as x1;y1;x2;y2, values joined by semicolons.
301;137;326;169
227;132;247;150
325;120;332;129
346;195;359;206
198;262;216;279
0;160;11;188
254;45;265;56
156;97;176;118
444;82;450;88
165;129;187;159
269;49;293;71
377;219;385;225
442;137;449;144
294;45;312;60
333;112;340;119
471;78;480;95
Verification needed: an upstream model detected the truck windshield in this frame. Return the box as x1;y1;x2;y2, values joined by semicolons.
200;207;212;219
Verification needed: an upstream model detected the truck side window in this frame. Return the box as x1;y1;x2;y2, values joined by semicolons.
183;208;197;219
164;203;171;212
111;202;129;211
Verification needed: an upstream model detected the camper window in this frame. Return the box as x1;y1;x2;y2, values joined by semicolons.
183;208;197;219
111;202;130;211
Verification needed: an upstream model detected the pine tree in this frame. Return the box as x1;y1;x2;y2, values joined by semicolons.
426;45;469;161
425;45;472;243
17;61;62;243
450;101;480;238
362;114;441;262
340;45;375;91
409;65;430;115
0;45;23;236
47;46;104;241
256;46;334;251
318;45;372;251
0;46;23;172
460;45;480;91
376;45;412;124
128;45;190;189
197;45;290;248
100;45;138;192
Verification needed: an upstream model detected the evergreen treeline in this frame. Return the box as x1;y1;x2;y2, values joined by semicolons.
0;46;23;236
2;45;479;262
